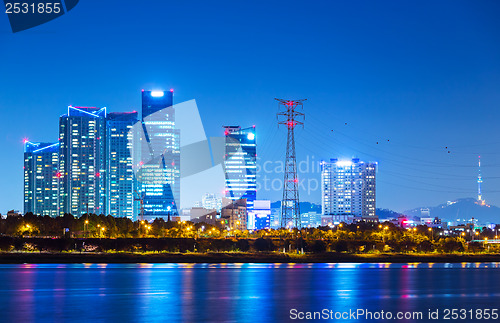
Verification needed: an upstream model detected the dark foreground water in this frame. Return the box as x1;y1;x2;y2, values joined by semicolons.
0;263;499;322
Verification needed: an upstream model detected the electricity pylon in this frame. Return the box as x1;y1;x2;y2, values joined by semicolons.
276;98;306;229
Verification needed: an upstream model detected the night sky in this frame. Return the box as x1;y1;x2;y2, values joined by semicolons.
1;0;500;213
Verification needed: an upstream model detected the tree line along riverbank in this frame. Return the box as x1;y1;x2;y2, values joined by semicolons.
0;236;499;264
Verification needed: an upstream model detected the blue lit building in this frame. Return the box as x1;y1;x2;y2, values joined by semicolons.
248;200;271;230
138;90;180;220
223;126;257;212
321;158;377;223
106;111;138;219
59;106;107;216
300;212;321;228
23;142;60;216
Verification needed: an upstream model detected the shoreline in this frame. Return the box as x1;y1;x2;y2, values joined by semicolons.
1;252;500;264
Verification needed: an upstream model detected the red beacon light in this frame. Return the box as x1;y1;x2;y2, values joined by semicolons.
170;89;174;92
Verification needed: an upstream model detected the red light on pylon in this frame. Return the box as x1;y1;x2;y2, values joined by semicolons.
293;178;298;183
96;172;100;177
56;172;62;178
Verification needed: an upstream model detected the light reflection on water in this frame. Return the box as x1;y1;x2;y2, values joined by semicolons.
0;263;499;322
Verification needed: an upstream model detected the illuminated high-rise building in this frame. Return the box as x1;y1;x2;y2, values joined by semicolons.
138;90;180;220
223;125;257;211
23;142;60;216
59;106;107;216
106;111;138;219
321;158;376;223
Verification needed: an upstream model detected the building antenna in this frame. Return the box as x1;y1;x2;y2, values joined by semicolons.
276;98;305;229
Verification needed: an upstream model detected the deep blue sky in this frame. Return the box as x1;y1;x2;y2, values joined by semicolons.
1;0;500;213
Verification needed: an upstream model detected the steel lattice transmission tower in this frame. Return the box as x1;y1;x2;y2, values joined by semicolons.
276;98;306;229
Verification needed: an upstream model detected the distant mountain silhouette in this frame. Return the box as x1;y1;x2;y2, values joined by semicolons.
268;199;500;224
404;198;500;224
376;208;408;220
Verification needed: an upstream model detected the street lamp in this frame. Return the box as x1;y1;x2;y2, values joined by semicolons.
24;224;31;237
100;226;105;239
84;220;89;238
166;205;172;222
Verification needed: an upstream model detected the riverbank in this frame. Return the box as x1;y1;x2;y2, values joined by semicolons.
1;251;500;264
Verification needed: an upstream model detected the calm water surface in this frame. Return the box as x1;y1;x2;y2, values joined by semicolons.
0;263;499;322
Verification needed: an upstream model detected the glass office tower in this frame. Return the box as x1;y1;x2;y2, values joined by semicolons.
106;111;138;219
223;125;257;211
59;106;107;216
23;142;60;216
321;158;377;222
138;90;180;220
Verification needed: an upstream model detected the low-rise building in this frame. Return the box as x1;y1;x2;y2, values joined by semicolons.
221;198;247;231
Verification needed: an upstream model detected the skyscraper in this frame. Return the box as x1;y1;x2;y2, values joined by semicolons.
138;90;180;220
106;111;138;219
23;142;60;216
321;158;377;223
223;126;257;211
59;106;107;216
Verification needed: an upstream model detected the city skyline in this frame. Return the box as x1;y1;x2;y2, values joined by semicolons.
2;1;500;213
2;2;500;322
